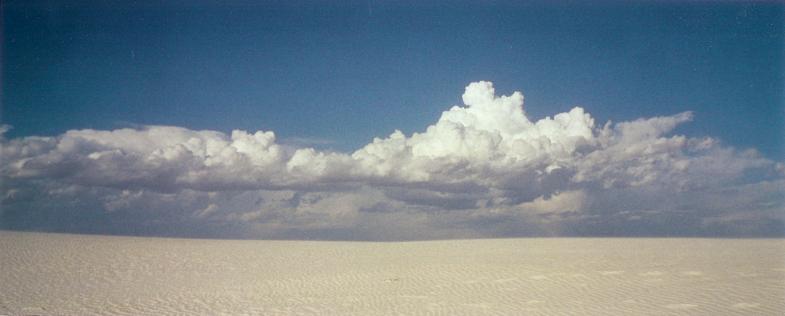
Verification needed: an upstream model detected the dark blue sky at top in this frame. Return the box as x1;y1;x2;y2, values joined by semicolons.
2;1;783;158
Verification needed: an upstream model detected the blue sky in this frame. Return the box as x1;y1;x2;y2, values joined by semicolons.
4;1;783;158
1;1;783;239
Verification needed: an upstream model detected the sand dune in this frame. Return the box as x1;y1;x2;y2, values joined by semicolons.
1;231;783;315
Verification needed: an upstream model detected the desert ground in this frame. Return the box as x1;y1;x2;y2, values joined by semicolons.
1;231;783;315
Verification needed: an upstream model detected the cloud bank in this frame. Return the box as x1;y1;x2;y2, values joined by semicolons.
1;82;783;239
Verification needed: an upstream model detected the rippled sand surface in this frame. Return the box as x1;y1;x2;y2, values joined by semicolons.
1;231;783;315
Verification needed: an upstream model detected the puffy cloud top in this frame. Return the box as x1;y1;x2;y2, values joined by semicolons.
1;82;782;239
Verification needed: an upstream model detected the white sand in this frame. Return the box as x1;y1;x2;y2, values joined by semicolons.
1;231;783;315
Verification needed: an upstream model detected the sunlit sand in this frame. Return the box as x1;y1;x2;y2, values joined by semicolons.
1;231;783;315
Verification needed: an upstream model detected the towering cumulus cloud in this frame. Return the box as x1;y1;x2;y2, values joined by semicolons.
1;82;783;239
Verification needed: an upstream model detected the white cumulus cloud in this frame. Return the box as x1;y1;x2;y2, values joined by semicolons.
1;82;782;239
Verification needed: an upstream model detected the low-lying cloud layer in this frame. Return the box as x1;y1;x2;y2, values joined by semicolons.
2;82;783;239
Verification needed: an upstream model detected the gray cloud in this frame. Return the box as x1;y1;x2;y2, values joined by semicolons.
1;82;783;239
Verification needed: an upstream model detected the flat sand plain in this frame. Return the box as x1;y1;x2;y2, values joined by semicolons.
1;231;783;315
